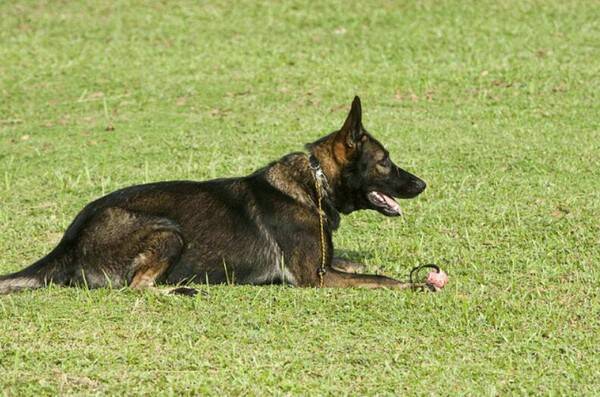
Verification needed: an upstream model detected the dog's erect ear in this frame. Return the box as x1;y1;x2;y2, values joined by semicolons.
339;96;363;146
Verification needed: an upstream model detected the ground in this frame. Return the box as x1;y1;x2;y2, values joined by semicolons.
0;0;599;395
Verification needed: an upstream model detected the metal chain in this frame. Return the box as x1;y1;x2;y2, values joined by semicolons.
310;159;327;288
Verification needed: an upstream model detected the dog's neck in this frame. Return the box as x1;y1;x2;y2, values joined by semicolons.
308;154;330;197
307;138;346;198
303;153;340;231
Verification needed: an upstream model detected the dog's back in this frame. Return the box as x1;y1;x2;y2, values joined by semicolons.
0;153;321;293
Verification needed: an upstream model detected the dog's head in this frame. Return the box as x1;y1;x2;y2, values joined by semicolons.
311;96;426;217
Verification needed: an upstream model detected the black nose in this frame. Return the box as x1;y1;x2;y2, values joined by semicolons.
413;179;426;193
401;178;426;198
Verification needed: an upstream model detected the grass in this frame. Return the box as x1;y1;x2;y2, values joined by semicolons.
1;0;599;394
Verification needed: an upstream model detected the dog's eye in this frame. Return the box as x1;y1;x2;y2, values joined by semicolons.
376;158;391;174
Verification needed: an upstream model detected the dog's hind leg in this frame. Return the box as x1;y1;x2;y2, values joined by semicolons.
1;208;189;294
129;230;183;290
120;224;197;296
60;207;197;296
128;231;198;297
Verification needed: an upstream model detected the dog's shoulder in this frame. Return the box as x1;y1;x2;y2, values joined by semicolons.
252;152;340;230
253;152;315;207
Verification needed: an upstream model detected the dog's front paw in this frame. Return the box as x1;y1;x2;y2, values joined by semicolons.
169;287;201;297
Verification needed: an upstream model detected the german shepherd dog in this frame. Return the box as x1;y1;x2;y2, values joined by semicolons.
0;96;428;295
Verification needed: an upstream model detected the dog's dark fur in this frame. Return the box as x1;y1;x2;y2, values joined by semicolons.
0;97;427;295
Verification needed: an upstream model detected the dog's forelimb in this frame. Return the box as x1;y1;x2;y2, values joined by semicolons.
321;267;427;290
330;257;366;274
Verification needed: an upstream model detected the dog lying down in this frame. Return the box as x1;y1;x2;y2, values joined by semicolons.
0;96;448;295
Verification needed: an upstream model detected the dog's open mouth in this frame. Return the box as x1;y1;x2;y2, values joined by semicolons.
367;191;402;216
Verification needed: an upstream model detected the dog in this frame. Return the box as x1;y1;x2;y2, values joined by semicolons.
0;96;427;295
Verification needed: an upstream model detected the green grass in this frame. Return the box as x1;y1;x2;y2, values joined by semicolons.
1;0;599;394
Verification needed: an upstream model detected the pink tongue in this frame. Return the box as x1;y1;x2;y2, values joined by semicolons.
381;194;401;213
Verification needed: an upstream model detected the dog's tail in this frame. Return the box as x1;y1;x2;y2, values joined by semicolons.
0;246;69;295
0;272;43;294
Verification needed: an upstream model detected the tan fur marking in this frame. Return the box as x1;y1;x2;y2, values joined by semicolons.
130;260;170;289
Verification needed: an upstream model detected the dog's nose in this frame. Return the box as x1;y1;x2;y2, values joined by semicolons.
413;179;426;193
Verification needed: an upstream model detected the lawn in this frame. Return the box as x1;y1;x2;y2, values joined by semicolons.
1;0;599;395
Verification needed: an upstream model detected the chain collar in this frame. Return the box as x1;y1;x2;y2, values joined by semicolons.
308;154;329;197
308;153;328;287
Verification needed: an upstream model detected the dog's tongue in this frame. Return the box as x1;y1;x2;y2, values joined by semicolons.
381;193;401;213
368;191;402;215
